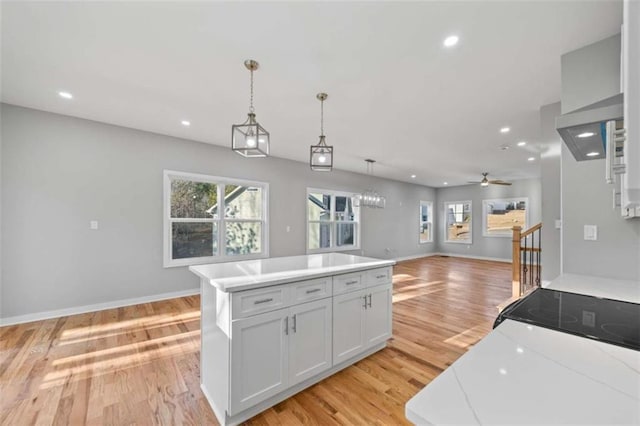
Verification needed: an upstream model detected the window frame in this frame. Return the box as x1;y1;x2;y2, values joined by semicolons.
444;200;473;244
163;170;269;268
419;201;434;244
306;187;361;254
482;197;529;238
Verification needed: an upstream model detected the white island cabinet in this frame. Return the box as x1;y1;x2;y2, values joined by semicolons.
190;253;395;426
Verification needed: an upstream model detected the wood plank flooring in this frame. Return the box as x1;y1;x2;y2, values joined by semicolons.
0;256;511;425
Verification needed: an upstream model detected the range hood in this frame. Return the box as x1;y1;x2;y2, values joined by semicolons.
555;93;623;161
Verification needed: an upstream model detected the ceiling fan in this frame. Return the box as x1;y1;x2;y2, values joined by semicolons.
468;172;512;187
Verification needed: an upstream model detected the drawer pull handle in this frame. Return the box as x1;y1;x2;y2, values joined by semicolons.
346;280;359;285
306;288;321;294
376;274;386;279
254;298;274;305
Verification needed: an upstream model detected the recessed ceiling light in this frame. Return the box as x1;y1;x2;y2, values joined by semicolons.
527;157;536;162
517;141;527;147
443;182;448;185
500;127;510;134
411;174;416;179
443;35;459;47
58;91;73;99
181;120;191;126
586;151;600;157
577;132;595;138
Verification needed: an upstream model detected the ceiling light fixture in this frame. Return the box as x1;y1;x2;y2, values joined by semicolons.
443;35;459;47
517;141;527;146
500;127;510;134
353;159;386;209
58;91;73;99
528;157;536;162
181;120;191;127
310;93;333;171
411;174;416;179
231;59;270;157
586;151;600;157
577;132;595;138
443;182;449;185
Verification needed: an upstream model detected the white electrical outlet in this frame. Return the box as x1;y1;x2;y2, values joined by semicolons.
90;220;99;230
583;225;598;241
286;226;291;233
555;219;562;230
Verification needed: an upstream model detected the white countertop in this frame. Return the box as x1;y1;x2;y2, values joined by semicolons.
189;253;395;292
546;273;640;303
406;274;640;425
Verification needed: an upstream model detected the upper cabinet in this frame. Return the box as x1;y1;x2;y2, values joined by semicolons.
621;0;640;214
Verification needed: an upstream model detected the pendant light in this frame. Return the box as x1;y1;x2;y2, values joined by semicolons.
231;59;270;157
353;159;386;209
310;93;333;171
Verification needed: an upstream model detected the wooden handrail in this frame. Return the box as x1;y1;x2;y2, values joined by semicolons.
511;226;521;298
511;223;543;299
520;222;542;238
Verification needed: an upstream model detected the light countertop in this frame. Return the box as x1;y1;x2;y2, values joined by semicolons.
406;274;640;425
189;253;395;292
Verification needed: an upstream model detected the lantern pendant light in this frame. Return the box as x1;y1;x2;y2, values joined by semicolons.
310;93;333;171
231;59;270;157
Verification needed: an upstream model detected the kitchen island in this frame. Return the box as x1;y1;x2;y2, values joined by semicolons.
190;253;395;426
405;274;640;425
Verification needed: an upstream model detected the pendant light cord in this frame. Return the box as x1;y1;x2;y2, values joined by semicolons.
320;98;324;136
249;69;255;113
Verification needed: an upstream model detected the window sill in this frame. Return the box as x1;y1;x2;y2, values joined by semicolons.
164;252;269;268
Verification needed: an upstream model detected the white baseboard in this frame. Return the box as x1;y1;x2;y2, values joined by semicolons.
0;287;200;327
434;252;512;263
394;252;439;262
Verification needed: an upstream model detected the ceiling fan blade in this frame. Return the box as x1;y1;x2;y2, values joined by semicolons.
490;181;512;186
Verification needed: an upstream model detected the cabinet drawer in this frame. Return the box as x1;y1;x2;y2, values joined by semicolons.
291;277;332;303
333;272;364;294
232;286;288;319
366;267;392;287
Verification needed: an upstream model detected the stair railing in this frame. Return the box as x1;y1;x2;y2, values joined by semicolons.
511;223;542;298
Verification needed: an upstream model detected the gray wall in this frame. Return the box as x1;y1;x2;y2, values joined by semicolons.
540;103;562;281
0;104;436;320
435;178;542;260
561;143;640;280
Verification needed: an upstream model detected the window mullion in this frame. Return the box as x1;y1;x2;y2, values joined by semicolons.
218;184;224;257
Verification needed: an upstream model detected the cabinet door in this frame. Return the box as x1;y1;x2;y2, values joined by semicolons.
230;309;289;416
333;289;367;364
288;298;332;386
365;284;393;347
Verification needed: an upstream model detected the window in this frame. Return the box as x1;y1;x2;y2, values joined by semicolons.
445;201;472;243
307;188;360;253
419;201;433;243
483;198;528;237
164;170;268;267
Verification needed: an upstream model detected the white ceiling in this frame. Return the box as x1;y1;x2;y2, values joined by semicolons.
1;1;622;187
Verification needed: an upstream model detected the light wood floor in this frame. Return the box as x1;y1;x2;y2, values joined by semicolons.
1;256;511;425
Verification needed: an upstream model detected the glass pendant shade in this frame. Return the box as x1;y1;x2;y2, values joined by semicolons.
310;136;333;171
232;113;270;157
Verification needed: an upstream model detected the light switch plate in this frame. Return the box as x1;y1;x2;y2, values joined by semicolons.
583;225;598;241
90;220;99;230
555;219;562;229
